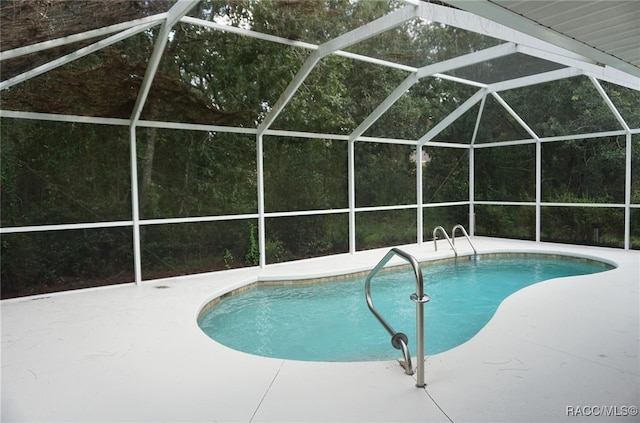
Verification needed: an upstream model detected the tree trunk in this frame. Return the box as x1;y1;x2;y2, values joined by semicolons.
140;126;158;215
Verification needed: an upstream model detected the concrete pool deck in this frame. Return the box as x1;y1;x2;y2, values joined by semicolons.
1;237;639;422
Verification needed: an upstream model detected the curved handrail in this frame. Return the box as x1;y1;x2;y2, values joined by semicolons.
451;224;477;256
433;226;457;257
364;248;429;387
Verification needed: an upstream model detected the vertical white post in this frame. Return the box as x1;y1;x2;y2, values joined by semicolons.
469;145;475;236
536;140;542;242
129;125;142;284
416;146;423;244
469;95;485;236
348;139;356;254
624;132;632;250
257;134;267;267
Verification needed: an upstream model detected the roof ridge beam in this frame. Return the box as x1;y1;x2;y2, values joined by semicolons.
432;73;488;88
417;42;516;78
487;67;581;93
318;5;418;56
516;45;639;91
129;0;200;126
257;5;419;135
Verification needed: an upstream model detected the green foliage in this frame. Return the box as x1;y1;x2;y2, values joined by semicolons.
264;137;347;212
355;143;416;207
543;137;627;203
423;206;469;240
355;209;416;251
275;56;358;133
0;229;134;298
1;120;131;226
245;223;260;266
265;237;286;264
265;214;349;263
475;144;536;202
140;220;253;279
500;77;623;138
423;148;469;203
223;249;234;269
137;129;257;219
475;205;536;240
541;203;625;248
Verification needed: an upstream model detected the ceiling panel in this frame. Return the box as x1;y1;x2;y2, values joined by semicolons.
445;0;640;76
493;0;640;67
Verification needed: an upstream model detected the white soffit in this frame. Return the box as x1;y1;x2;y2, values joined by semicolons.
444;0;640;78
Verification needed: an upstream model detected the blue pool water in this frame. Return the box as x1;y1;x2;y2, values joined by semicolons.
198;255;611;362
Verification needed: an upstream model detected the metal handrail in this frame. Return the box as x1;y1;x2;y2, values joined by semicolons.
451;224;477;256
364;248;429;387
433;226;457;257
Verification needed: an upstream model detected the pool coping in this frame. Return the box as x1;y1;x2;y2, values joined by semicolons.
2;237;639;422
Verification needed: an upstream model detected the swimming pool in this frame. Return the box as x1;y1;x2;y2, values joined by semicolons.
198;254;612;362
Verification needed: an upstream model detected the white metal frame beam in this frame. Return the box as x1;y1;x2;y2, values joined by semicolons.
128;0;201;283
0;21;161;90
129;126;143;283
487;67;581;93
0;14;167;61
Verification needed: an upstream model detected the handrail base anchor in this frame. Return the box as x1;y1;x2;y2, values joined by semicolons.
398;360;414;375
410;293;430;303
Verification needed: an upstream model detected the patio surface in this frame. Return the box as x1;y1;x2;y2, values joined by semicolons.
1;238;639;422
